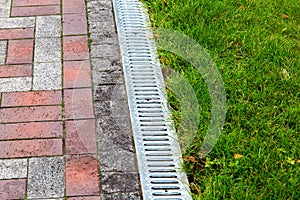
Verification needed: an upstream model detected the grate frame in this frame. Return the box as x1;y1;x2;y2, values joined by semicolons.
112;0;192;199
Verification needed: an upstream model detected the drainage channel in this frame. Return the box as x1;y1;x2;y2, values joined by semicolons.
112;0;192;199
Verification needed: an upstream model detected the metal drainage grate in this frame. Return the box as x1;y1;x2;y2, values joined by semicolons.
112;0;192;199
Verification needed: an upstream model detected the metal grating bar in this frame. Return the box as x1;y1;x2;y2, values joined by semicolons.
112;0;192;199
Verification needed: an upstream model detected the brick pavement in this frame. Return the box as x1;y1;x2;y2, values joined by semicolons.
0;0;101;199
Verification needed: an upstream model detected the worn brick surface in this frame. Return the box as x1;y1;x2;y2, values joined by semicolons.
13;0;60;7
0;139;62;158
66;119;97;154
0;28;34;40
0;122;62;140
64;88;94;119
64;60;91;88
63;14;88;35
0;64;32;78
63;0;86;14
66;155;100;196
0;179;26;199
63;36;89;60
12;5;60;17
7;39;34;64
0;106;62;123
1;90;62;107
67;197;101;200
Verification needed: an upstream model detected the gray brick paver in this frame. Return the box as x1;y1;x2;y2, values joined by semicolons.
0;159;28;179
36;15;62;38
27;157;65;199
33;62;62;90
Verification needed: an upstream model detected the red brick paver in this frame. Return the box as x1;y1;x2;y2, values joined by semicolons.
0;139;62;158
66;155;101;196
7;39;34;64
0;106;62;123
11;5;60;17
63;14;88;35
64;88;94;119
13;0;60;7
0;28;34;40
1;90;62;107
63;0;86;14
0;65;32;78
63;36;89;61
0;122;62;140
0;179;26;199
63;60;91;88
66;119;97;154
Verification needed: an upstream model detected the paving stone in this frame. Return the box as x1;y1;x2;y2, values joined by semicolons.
36;15;61;38
0;106;62;123
0;121;62;140
0;139;62;158
90;43;120;60
66;155;100;196
0;40;7;65
94;84;127;101
27;157;65;199
63;14;87;35
0;28;34;39
34;38;61;63
102;192;141;200
0;159;27;179
91;58;121;72
2;90;62;107
67;197;101;200
64;88;94;119
0;77;31;92
90;31;118;44
65;119;97;154
94;100;131;131
7;39;34;64
63;36;89;61
13;0;60;6
101;172;140;193
11;5;60;17
0;0;11;18
88;10;114;23
0;179;26;199
0;17;35;28
63;60;92;88
0;64;32;78
63;0;86;14
96;125;133;152
33;62;62;90
88;21;114;34
96;114;131;132
93;68;124;85
98;151;137;172
87;0;112;11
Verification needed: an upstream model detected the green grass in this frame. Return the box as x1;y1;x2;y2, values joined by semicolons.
141;0;300;199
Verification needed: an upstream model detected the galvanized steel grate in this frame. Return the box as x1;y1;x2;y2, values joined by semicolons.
112;0;192;199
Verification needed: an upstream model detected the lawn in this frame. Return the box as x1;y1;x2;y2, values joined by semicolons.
141;0;300;199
